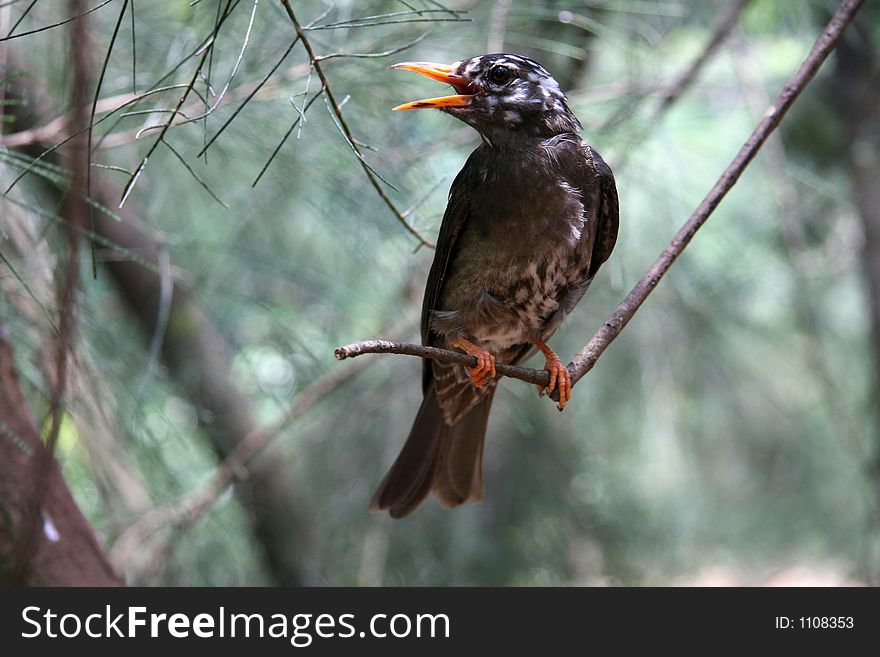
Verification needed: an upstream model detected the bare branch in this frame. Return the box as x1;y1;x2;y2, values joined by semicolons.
596;0;752;169
306;8;468;31
0;87;195;150
279;0;434;249
47;0;92;458
178;0;259;126
6;0;94;585
251;89;321;186
0;0;112;43
335;339;551;387
196;35;300;157
654;0;752;115
88;0;131;276
3;0;36;40
119;0;240;207
313;32;427;62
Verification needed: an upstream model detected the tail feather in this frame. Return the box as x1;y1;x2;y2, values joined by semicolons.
369;386;448;518
433;387;494;507
370;385;494;518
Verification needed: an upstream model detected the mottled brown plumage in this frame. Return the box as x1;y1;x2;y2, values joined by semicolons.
371;54;619;518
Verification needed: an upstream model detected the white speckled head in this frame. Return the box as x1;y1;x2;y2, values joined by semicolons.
393;54;581;142
446;54;580;140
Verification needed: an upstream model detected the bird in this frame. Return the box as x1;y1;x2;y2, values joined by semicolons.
371;54;619;518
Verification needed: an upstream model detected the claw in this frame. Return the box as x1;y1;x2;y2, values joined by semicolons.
534;339;572;410
453;338;496;389
545;357;571;410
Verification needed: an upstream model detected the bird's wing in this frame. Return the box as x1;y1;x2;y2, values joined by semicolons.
420;150;477;393
555;141;619;317
585;144;619;279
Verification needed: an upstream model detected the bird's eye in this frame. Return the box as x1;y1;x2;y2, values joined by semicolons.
487;65;511;84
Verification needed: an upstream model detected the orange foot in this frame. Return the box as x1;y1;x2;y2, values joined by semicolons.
535;339;571;410
452;337;496;388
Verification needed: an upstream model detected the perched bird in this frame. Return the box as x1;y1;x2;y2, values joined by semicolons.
371;54;619;518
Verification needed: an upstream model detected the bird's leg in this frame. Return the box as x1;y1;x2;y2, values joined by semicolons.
534;339;571;410
451;337;496;388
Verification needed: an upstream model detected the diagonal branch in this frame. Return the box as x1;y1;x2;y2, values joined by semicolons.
334;0;866;402
6;0;95;585
87;0;131;277
279;0;434;249
118;0;239;207
599;0;753;167
0;0;113;43
654;0;753;116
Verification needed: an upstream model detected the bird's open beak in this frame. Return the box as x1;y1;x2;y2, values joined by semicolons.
391;62;477;110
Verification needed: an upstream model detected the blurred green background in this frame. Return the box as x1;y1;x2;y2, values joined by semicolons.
1;0;878;586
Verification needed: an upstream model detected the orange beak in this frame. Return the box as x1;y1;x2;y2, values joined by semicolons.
391;61;477;110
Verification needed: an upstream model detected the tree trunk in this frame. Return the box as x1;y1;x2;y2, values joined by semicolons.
0;331;123;585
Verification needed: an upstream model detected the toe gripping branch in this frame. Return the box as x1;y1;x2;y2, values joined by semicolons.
535;339;572;411
452;337;496;389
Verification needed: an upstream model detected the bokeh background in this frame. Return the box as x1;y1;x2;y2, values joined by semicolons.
1;0;878;585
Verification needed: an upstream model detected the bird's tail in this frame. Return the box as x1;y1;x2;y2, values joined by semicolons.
370;384;495;518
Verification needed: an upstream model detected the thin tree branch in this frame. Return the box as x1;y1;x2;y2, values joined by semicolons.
3;0;36;40
178;0;259;127
196;35;300;157
118;0;239;207
279;0;434;249
118;58;206;207
334;0;865;403
0;87;186;149
306;8;467;31
312;32;427;63
335;340;550;387
654;0;752;116
48;0;91;469
6;0;93;585
251;89;321;187
598;0;752;170
88;0;130;276
0;0;112;43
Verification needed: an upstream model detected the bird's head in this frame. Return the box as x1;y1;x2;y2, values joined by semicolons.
392;54;581;142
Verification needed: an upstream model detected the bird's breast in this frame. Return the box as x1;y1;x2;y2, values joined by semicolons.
436;158;592;353
466;247;580;351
